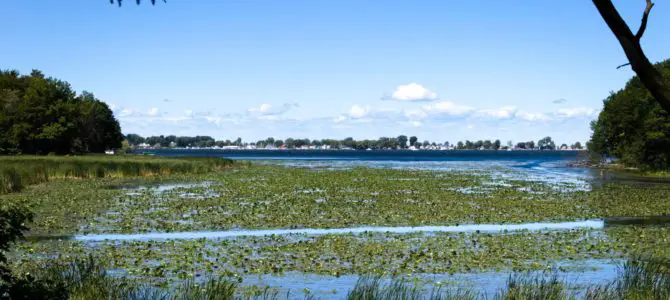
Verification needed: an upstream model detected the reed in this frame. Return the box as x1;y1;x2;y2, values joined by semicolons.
0;155;239;195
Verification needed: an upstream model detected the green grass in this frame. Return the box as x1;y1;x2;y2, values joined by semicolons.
0;155;240;195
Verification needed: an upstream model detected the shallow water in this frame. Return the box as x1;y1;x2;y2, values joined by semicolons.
75;220;604;241
240;259;621;299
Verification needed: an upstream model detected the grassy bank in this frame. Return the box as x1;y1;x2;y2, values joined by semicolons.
0;155;239;195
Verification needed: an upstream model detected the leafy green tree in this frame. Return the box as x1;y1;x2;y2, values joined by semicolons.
538;137;556;150
409;136;418;147
397;135;408;149
456;141;464;149
493;140;501;150
0;70;123;154
589;59;670;169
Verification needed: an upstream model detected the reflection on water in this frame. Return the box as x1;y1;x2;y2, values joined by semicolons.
74;220;604;242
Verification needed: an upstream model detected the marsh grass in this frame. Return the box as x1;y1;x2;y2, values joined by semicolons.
586;258;670;300
0;156;238;195
6;257;670;299
346;276;478;300
495;274;575;300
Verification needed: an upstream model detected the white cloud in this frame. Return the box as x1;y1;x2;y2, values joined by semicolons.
382;83;438;102
475;106;517;119
349;105;370;119
555;107;597;118
515;111;552;122
553;98;567;104
333;115;347;123
147;107;159;117
248;103;298;116
119;109;135;117
184;110;194;117
422;101;474;116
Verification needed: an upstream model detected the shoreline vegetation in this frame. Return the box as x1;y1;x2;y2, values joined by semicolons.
124;134;583;152
0;155;240;195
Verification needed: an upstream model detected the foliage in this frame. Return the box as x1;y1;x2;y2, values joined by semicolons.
587;258;670;300
0;155;238;195
0;69;123;155
589;59;670;169
0;203;32;289
537;136;556;151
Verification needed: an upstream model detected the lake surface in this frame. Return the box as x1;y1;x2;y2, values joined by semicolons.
109;149;661;298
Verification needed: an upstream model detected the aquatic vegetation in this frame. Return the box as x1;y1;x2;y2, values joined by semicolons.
5;159;670;298
4;165;629;236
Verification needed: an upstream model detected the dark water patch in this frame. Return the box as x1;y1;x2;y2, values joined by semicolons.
604;216;670;227
23;234;74;242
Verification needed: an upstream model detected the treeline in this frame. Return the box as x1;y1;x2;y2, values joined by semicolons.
0;70;123;155
589;59;670;169
126;134;584;151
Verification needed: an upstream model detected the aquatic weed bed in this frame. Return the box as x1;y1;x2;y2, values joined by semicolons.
9;165;610;235
6;163;670;298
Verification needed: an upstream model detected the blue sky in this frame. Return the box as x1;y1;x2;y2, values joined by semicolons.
3;0;669;144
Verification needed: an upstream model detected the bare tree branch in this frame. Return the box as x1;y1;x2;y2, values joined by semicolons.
110;0;165;7
616;62;631;69
593;0;670;113
635;0;655;40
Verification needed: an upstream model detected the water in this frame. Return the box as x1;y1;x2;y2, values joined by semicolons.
241;260;622;299
75;220;604;242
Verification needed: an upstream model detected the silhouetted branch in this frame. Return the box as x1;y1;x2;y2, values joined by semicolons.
593;0;670;113
109;0;165;7
616;63;631;69
635;0;655;40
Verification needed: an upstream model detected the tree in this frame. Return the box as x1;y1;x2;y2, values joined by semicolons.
537;137;556;151
0;69;123;154
457;141;464;149
571;142;583;150
125;134;145;146
493;140;501;150
592;0;670;113
397;135;408;149
409;136;418;147
110;0;166;6
483;140;492;150
589;59;670;169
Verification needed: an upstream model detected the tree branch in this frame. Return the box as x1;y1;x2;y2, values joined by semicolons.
635;0;655;40
592;0;670;113
616;62;631;69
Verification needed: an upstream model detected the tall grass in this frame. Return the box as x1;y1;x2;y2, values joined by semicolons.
587;258;670;300
494;274;575;300
4;257;670;299
0;155;239;194
346;276;478;300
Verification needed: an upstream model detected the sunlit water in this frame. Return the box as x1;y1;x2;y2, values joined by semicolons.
75;220;604;241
